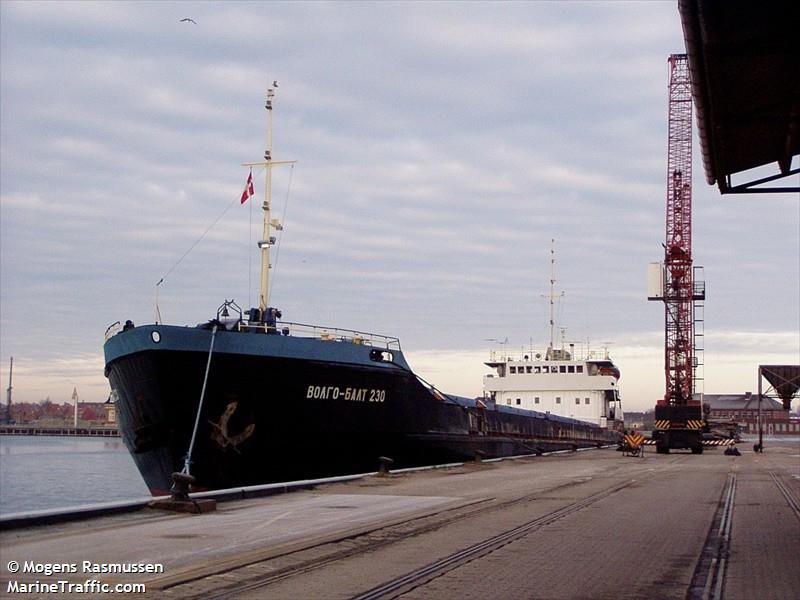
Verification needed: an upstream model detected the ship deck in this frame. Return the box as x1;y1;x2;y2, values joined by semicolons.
1;437;798;599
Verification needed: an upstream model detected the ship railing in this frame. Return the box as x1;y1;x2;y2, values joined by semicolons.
489;345;611;363
104;321;122;342
238;320;402;350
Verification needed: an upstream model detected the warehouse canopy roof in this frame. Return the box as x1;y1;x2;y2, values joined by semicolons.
704;394;783;411
678;0;800;194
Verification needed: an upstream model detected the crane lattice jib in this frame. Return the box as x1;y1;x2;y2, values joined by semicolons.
664;54;694;406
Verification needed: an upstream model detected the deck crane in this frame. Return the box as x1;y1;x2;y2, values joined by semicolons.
648;54;706;454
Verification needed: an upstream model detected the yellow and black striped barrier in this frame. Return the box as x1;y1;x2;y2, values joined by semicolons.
702;439;737;446
622;433;645;457
643;438;736;447
653;419;705;430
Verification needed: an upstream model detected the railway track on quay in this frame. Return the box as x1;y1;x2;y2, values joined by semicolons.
158;481;637;599
5;445;796;600
156;458;676;600
154;450;800;600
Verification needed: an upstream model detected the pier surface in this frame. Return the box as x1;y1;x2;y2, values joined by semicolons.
1;439;798;599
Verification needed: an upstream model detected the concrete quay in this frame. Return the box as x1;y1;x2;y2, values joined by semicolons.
1;439;798;600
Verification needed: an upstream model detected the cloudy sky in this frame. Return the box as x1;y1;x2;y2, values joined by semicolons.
1;1;798;412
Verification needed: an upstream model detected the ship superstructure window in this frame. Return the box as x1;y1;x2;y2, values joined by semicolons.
556;397;561;404
575;397;580;405
526;366;533;373
568;365;575;373
510;366;516;374
576;365;583;373
542;366;549;373
534;366;541;373
560;366;567;373
534;396;540;404
585;397;590;404
506;399;511;405
516;398;521;405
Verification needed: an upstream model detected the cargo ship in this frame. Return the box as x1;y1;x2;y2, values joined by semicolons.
483;242;624;430
103;88;621;495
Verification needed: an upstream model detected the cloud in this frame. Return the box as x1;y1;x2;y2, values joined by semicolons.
1;2;797;409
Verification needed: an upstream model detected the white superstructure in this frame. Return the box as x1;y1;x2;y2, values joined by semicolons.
483;343;622;428
482;240;623;429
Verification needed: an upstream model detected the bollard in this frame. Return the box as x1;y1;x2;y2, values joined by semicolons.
170;472;195;501
149;472;216;514
378;456;394;476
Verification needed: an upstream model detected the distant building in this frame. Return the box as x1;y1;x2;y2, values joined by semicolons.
624;411;654;431
104;400;116;424
78;402;116;426
705;392;799;435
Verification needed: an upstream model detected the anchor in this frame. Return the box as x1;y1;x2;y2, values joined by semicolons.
209;401;255;451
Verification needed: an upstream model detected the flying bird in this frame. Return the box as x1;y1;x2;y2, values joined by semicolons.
180;18;197;25
273;80;279;88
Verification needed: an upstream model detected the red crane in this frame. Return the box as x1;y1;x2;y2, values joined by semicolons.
651;54;706;454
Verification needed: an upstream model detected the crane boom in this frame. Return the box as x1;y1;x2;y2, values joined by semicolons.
651;54;707;454
664;54;695;406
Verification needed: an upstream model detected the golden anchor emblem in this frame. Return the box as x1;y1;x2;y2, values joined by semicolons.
209;401;255;451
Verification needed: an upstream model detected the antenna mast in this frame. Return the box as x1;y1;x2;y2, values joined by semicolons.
242;83;296;315
259;86;275;313
545;239;563;353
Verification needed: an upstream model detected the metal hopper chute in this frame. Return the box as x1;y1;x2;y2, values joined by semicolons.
759;365;800;411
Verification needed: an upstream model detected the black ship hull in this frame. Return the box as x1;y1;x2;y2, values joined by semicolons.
105;324;619;495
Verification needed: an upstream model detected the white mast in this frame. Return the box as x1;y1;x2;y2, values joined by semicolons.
4;357;11;424
544;239;564;356
242;84;296;315
72;386;79;428
259;87;275;313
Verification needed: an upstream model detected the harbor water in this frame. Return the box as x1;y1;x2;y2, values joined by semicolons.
0;435;149;515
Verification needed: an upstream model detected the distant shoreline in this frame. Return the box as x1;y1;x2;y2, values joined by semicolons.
0;425;119;437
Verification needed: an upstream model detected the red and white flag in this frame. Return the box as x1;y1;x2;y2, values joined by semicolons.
240;170;255;204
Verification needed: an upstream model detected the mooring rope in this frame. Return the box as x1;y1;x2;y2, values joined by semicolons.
181;324;218;476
